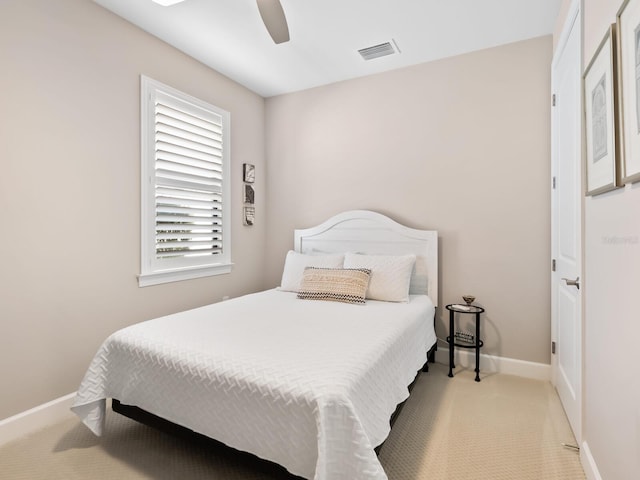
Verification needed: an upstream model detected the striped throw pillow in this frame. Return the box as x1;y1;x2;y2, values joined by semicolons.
297;268;371;304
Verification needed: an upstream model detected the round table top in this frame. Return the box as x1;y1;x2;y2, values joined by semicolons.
445;303;485;314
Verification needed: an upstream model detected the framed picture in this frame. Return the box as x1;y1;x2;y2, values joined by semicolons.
243;206;255;226
617;0;640;183
243;163;255;183
584;24;621;195
243;184;255;204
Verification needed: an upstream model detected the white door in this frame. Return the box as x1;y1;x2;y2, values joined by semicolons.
551;0;582;442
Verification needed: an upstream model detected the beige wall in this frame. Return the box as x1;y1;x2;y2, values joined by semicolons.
582;1;640;479
554;1;640;478
265;36;553;364
0;0;266;420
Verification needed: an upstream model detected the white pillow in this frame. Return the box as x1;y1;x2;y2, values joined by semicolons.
343;253;416;302
279;251;345;292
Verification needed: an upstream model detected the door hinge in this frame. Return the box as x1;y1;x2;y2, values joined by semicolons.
552;93;557;106
553;176;556;189
552;259;556;272
552;341;556;355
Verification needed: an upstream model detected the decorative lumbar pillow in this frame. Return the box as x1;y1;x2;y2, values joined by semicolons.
297;268;371;304
279;251;345;292
343;253;416;302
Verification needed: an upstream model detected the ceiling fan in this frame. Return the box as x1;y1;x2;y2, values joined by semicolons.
151;0;290;44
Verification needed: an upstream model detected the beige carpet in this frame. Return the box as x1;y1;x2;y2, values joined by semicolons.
0;363;585;480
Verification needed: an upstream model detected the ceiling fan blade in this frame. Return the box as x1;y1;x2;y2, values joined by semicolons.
256;0;290;44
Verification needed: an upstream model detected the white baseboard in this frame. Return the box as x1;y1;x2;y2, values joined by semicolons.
580;440;603;480
434;346;551;381
0;392;76;447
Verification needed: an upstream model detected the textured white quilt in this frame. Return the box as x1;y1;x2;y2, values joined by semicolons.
71;289;436;480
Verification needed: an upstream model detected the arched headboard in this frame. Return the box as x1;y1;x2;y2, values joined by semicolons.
294;210;438;306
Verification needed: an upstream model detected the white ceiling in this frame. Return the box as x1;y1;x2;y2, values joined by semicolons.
95;0;561;98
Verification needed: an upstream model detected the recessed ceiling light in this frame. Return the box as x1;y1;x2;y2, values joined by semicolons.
151;0;186;6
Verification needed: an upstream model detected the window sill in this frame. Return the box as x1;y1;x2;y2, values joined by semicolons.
138;263;233;287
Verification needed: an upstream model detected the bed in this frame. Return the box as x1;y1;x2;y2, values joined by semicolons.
71;210;438;480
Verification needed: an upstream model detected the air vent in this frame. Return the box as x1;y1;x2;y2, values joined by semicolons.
358;40;399;61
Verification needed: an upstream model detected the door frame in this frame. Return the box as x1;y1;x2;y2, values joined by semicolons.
550;0;582;443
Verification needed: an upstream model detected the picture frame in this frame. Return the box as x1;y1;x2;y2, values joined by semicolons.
243;163;255;183
583;24;621;195
243;206;255;226
617;0;640;184
243;184;255;204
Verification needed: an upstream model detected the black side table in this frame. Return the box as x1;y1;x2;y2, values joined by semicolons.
446;304;485;382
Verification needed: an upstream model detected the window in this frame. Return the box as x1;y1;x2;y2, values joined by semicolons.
139;76;231;287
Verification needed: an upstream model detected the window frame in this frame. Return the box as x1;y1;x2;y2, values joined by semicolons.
138;76;232;287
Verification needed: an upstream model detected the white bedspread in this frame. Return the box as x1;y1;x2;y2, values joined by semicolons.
71;289;436;480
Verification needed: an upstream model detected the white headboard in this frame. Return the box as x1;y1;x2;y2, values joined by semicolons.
294;210;438;306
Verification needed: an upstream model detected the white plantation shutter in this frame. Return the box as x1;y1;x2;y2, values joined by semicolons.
139;76;231;286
